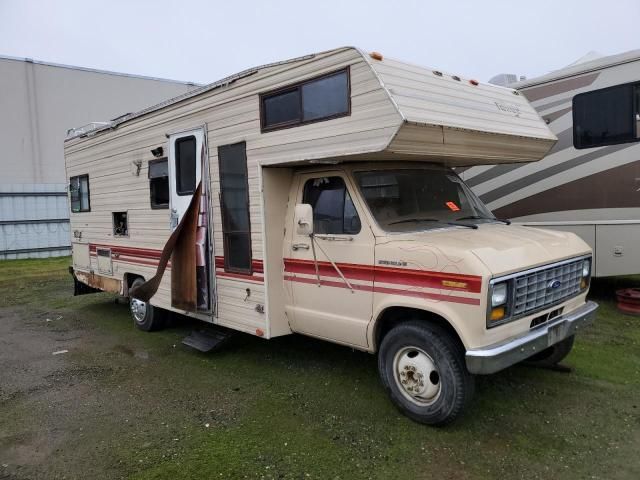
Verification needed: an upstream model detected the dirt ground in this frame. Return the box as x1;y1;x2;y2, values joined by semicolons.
0;257;639;480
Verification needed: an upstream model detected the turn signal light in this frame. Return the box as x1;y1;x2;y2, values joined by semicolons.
490;306;505;322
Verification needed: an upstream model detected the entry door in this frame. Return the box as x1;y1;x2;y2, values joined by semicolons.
167;128;212;312
285;172;374;348
168;129;205;230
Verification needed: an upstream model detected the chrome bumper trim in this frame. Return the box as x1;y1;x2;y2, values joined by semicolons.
466;301;598;375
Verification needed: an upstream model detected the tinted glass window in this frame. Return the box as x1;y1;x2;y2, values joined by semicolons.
263;89;300;128
70;174;90;213
149;158;169;209
218;142;252;273
303;177;360;235
302;71;349;121
573;84;638;149
261;68;350;131
175;136;196;195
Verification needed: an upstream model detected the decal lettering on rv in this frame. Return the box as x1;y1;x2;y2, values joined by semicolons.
494;101;521;116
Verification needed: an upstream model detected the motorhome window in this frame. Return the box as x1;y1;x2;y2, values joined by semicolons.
260;68;350;131
175;136;197;195
69;174;90;213
573;83;639;149
218;142;252;274
148;158;169;209
303;177;361;235
355;169;493;232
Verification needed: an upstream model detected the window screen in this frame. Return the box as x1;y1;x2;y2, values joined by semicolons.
148;158;169;209
261;68;350;131
70;174;90;213
175;136;197;195
218;142;252;273
303;177;360;235
573;83;640;149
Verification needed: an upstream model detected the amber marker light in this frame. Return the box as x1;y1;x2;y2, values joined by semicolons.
370;51;383;61
490;307;506;322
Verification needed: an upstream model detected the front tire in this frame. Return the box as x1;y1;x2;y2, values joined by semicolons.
378;321;474;426
129;278;165;332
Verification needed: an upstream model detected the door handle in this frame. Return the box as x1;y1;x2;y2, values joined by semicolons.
292;243;310;251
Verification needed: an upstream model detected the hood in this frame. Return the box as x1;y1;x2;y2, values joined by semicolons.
377;224;591;276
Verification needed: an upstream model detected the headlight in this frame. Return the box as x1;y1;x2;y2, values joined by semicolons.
488;282;509;325
582;259;591;278
581;258;591;289
491;282;508;307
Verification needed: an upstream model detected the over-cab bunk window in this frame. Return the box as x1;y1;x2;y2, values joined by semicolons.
69;174;90;213
260;68;350;132
573;82;640;149
218;142;252;274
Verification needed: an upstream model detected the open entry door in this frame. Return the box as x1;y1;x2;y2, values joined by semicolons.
168;128;214;313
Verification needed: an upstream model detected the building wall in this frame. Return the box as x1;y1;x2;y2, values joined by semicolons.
0;56;199;258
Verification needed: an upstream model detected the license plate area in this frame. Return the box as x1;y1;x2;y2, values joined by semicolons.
547;322;566;347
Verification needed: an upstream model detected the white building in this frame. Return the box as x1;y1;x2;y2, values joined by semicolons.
0;55;200;259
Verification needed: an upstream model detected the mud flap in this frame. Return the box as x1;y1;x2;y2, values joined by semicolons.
129;182;202;312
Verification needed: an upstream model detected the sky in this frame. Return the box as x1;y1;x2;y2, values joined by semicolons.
0;0;638;85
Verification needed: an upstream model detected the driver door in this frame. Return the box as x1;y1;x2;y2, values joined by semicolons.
285;172;374;348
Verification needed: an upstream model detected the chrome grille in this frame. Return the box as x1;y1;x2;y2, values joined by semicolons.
512;259;584;317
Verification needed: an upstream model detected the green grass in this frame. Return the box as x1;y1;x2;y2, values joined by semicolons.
1;257;639;479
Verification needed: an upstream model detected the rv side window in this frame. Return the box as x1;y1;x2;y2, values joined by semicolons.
302;177;361;235
573;83;640;149
218;142;252;274
260;68;350;131
175;136;197;195
70;174;90;213
148;158;169;209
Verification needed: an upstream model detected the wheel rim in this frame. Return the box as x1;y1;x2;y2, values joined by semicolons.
130;297;147;323
392;346;442;406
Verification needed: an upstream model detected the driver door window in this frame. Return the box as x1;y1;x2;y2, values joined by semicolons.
302;176;360;234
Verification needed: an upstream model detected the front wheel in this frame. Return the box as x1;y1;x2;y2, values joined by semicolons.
129;278;165;332
378;321;474;426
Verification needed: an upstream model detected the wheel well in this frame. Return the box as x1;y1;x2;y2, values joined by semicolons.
123;273;144;296
374;307;464;352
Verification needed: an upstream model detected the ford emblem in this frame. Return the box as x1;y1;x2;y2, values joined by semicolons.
547;279;562;290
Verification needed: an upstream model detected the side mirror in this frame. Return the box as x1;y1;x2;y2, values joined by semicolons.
294;203;314;236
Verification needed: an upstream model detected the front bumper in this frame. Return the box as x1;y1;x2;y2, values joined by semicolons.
465;300;598;374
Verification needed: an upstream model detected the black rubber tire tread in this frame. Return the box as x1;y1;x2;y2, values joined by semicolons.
130;278;165;332
526;335;575;367
378;320;474;426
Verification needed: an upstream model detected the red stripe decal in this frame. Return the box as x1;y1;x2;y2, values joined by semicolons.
284;258;481;293
283;274;480;305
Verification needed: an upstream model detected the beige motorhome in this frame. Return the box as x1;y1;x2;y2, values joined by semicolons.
65;47;597;425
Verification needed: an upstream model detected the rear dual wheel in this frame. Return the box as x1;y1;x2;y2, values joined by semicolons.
378;321;474;426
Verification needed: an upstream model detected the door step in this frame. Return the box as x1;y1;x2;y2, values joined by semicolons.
182;327;233;353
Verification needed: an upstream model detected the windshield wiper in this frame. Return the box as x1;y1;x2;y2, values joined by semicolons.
388;218;478;230
388;218;440;225
456;215;511;225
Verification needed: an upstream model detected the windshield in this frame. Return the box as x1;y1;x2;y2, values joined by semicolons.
354;168;495;232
